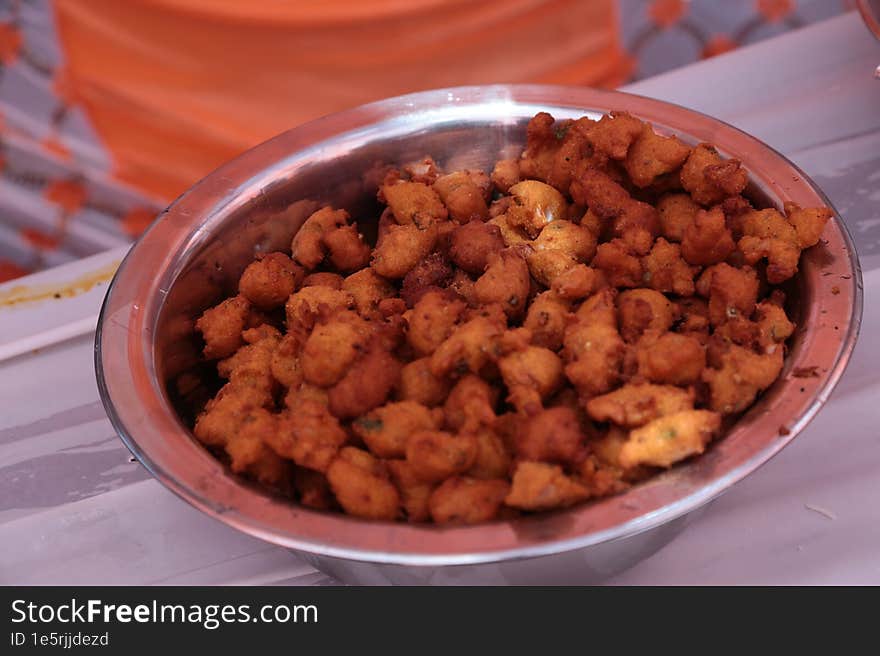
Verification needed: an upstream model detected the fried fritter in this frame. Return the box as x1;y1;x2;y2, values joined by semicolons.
238;252;304;310
327;447;400;520
429;477;510;524
449;220;506;275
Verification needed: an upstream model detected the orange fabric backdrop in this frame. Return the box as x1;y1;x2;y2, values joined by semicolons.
52;0;625;200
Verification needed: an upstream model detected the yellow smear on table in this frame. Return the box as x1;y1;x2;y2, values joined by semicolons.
0;261;120;307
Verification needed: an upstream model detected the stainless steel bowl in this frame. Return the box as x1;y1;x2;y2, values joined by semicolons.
95;85;862;585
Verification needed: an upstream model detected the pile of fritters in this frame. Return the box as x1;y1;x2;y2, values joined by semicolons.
191;111;831;524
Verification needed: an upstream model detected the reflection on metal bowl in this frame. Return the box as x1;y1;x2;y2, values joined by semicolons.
95;85;862;585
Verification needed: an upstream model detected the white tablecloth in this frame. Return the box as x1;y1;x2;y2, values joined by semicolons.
1;12;878;585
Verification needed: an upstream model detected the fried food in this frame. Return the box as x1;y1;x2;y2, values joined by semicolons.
624;124;691;188
196;295;259;360
680;206;735;266
448;220;506;275
429;477;510;524
505;461;590;511
618;410;721;468
523;291;571;351
406;290;466;357
351;400;441;459
400;251;454;308
238;252;304;310
291;207;371;272
343;268;396;318
616;288;675;343
326;447;400;520
586;383;694;427
190;109;830;524
642;238;695;296
505;180;567;238
474;249;531;319
656;193;699;242
406;430;478;483
680;144;748;206
433;171;490;223
397;357;452;407
738;203;830;283
515;406;585;463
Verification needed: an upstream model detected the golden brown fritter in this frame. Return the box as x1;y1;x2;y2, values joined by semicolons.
586;111;643;160
327;340;401;420
505;461;590;511
291;207;347;269
216;325;280;405
515;406;585;464
371;221;439;279
327;447;400;520
497;333;564;415
443;375;498;433
642;238;695;296
700;263;760;327
703;343;784;414
738;203;830;284
381;180;448;228
448;220;506;275
474;249;531;319
433;171;490;223
550;264;600;301
238;252;304;310
399;251;454;308
624;124;691;188
406;430;478;484
634;330;706;386
754;300;795;351
342;268;396;318
617;289;675;343
526;220;597;289
681;206;736;266
618;410;721;468
265;392;348;473
586;383;694;427
352;400;442;459
563;290;626;398
523;291;571;351
406;290;466;357
285;285;355;337
386;459;435;522
519;113;596;191
291;207;371;272
429;477;510;524
397;357;452;407
592;239;644;288
323;224;372;272
785;202;831;249
656;193;700;242
270;332;303;388
300;309;371;388
504;180;567;239
430;314;505;378
466;428;512;480
196;295;254;360
491;158;521;193
680;144;748;206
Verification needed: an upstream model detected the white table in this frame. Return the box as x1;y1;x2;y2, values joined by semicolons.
2;12;879;585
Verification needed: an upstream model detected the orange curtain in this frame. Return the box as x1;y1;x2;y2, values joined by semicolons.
52;0;626;201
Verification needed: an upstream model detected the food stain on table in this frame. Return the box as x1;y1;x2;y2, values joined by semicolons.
0;260;120;308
